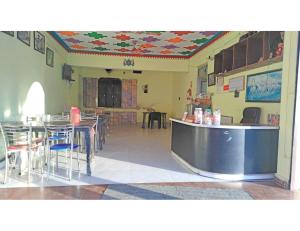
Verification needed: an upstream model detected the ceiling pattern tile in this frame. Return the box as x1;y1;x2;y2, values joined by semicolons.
50;31;224;58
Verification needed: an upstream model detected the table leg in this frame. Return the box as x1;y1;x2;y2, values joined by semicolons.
142;113;146;128
84;129;92;176
163;114;167;129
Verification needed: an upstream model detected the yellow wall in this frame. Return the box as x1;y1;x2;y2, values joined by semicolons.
71;67;175;122
172;32;282;124
67;53;189;72
0;32;71;121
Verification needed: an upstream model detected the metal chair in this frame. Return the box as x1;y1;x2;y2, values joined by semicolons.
80;113;99;158
0;123;42;183
44;124;79;181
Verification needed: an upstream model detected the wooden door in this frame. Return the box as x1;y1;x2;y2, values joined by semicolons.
83;77;98;108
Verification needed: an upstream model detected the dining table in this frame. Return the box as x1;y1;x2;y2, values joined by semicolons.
3;118;108;176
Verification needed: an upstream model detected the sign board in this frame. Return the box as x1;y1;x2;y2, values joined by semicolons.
229;76;244;92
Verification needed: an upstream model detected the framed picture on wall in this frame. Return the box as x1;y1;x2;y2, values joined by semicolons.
46;47;54;67
17;31;31;46
246;69;282;102
2;31;14;37
34;31;45;54
208;73;216;86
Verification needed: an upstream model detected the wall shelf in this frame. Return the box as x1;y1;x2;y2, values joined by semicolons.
216;56;283;78
214;31;284;77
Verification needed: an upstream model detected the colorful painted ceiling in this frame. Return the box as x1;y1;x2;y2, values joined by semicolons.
49;31;224;58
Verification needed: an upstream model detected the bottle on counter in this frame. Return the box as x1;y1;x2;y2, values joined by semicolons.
204;109;212;125
194;108;203;124
213;108;221;125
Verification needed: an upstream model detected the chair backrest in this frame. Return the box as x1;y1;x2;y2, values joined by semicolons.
0;123;32;147
44;124;74;145
240;107;261;124
50;114;70;121
80;112;97;120
26;116;42;122
0;123;8;161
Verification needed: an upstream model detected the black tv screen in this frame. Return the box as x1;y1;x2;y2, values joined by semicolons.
62;64;73;80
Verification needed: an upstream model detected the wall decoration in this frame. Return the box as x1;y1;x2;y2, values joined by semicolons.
229;76;244;92
186;81;193;100
17;31;31;46
216;76;224;93
49;31;225;58
2;31;14;37
142;84;148;93
34;31;45;54
246;69;282;102
123;58;134;66
46;47;54;67
208;73;215;86
223;84;229;91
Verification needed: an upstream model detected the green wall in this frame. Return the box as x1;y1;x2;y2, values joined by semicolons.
0;32;71;121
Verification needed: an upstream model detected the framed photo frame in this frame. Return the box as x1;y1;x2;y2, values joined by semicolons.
2;31;14;37
34;31;45;54
229;76;244;92
246;69;282;103
208;73;216;86
46;47;54;67
17;31;31;46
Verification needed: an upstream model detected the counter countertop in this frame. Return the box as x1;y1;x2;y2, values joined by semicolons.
170;118;279;130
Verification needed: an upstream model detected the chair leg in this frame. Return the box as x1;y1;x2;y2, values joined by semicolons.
56;151;59;171
47;151;51;181
28;150;32;183
3;154;9;184
69;150;72;181
77;149;80;171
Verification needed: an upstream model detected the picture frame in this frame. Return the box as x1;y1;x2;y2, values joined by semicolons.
34;31;45;54
46;47;54;67
17;31;31;46
229;76;244;92
246;69;282;103
2;31;14;37
208;73;216;86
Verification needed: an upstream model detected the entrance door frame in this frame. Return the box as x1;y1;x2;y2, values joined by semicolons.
290;32;300;191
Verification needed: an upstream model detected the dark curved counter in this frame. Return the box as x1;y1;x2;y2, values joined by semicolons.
170;118;279;180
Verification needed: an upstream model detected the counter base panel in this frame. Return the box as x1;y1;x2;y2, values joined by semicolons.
172;151;274;181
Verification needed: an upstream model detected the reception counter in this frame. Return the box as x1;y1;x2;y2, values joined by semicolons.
170;118;279;180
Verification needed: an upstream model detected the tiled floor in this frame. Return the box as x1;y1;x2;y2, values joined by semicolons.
0;125;299;199
0;125;219;188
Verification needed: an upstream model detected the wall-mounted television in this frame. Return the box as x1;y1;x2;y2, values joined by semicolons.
62;64;74;81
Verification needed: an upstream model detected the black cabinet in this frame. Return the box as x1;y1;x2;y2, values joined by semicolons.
98;78;122;108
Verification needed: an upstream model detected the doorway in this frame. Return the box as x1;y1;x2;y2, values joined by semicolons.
197;64;208;95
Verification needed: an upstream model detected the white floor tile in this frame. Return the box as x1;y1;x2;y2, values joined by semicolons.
0;125;221;188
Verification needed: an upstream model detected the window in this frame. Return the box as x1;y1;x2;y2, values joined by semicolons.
98;78;122;108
